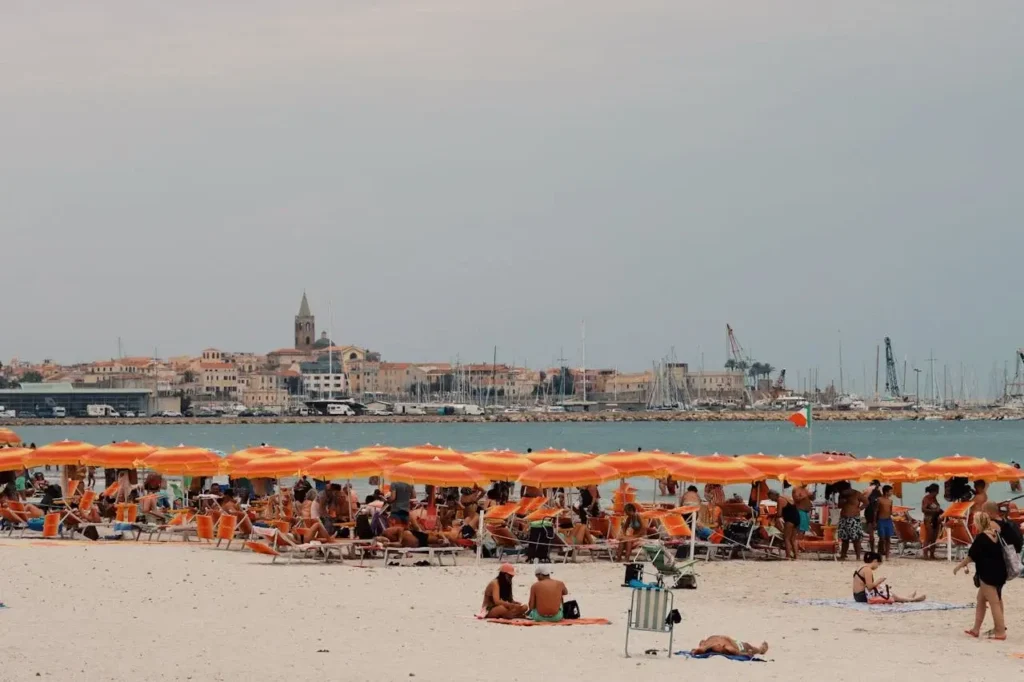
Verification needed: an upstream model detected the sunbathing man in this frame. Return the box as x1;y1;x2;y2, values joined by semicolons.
853;552;925;603
1;483;44;519
482;563;529;619
691;636;769;657
528;564;567;622
217;491;254;536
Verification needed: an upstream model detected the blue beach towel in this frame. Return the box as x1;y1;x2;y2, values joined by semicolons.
676;651;765;662
26;518;44;532
627;579;662;589
785;598;972;613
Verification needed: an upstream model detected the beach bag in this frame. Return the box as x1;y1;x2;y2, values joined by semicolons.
673;573;697;590
1001;537;1022;581
618;561;643;585
563;599;580;620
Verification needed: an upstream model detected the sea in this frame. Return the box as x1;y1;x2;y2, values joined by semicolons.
14;420;1024;503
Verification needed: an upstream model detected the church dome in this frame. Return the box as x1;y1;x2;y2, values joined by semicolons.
313;332;333;349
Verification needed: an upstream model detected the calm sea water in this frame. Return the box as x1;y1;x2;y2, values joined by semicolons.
15;421;1024;502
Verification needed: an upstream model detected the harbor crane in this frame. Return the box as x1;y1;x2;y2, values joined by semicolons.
884;337;901;398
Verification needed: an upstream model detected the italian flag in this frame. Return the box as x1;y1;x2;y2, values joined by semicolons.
787;405;811;428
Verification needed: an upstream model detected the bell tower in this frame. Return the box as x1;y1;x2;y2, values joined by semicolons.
294;291;315;350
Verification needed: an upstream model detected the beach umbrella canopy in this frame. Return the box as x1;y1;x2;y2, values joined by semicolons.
855;456;925;483
383;444;465;465
596;450;670;478
518;459;620;488
0;428;22;445
914;454;1000;480
737;453;804;479
142;445;223;476
0;448;30;473
803;452;857;462
232;454;313;479
226;445;293;465
667;454;765;484
292;447;348;462
25;439;97;467
990;462;1024;482
85;441;159;469
785;457;865;484
524;448;592;465
466;450;533;481
307;452;388;480
388;457;490;487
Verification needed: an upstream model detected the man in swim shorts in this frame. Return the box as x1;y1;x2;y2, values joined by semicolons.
528;564;567;622
875;485;895;559
837;481;865;561
691;635;769;657
792;483;813;534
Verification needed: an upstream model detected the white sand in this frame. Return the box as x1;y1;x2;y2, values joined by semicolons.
2;541;1023;681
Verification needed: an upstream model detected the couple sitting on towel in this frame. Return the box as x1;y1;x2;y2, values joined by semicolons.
482;563;568;622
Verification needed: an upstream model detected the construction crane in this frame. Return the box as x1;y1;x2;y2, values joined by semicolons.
884;337;901;398
770;369;787;398
726;324;751;370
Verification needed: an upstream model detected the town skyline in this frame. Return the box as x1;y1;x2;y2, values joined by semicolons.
3;2;1022;392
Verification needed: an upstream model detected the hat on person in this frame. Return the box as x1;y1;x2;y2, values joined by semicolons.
534;564;553;577
499;563;516;576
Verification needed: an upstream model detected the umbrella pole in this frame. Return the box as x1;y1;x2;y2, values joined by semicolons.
689;510;697;560
476;501;484;564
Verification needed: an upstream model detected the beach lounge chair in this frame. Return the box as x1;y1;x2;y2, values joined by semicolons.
929;501;973;560
894;519;922;557
1;505;31;537
195;514;215;542
487;524;528;562
625;586;676;658
382;545;463;567
640;544;697;588
215;514;239;549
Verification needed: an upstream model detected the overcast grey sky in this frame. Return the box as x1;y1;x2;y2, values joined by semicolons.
2;1;1022;388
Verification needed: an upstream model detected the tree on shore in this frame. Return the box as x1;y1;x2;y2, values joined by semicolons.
21;370;43;383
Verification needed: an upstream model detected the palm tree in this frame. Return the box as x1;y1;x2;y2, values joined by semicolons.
724;359;737;371
762;364;775;382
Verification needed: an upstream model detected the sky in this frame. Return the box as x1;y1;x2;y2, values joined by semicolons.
2;1;1022;395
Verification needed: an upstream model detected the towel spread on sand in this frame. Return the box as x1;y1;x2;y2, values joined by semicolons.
485;618;611;626
786;599;972;613
676;652;765;662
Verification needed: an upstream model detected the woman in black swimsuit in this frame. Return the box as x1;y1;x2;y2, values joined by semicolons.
853;552;925;603
770;490;799;561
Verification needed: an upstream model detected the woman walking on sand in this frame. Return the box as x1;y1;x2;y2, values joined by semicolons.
954;512;1007;640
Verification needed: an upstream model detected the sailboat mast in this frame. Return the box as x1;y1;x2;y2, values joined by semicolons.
581;320;586;403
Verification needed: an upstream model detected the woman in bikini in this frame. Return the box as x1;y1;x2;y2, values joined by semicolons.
481;563;529;619
616;503;648;562
853;552;925;603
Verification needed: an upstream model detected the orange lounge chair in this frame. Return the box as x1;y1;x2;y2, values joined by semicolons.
1;506;31;537
893;519;921;557
215;514;238;549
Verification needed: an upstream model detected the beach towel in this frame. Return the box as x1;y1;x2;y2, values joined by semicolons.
676;651;765;662
485;618;611;627
785;599;972;613
628;579;662;589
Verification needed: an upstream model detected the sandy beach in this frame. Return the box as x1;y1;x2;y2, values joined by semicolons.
2;541;1023;682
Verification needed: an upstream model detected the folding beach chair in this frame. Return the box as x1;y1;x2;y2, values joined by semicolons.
215;514;238;549
929;501;973;560
1;505;31;537
894;519;922;557
625;586;676;658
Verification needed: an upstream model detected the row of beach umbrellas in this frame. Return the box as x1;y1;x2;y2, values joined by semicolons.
2;437;1022;488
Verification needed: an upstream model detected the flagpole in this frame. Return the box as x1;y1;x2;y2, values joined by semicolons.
808;405;813;455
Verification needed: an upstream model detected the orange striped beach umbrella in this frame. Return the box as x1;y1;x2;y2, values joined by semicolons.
306;452;388;480
141;445;223;476
292;447;348;462
666;454;764;484
855;456;925;483
226;445;292;466
914;454;1000;481
383;444;465;465
784;457;865;485
595;450;669;478
25;440;97;467
0;428;22;445
388;457;490;488
466;450;533;481
231;454;313;479
524;448;592;465
990;462;1024;482
0;448;30;473
517;459;620;488
737;453;804;480
85;441;159;469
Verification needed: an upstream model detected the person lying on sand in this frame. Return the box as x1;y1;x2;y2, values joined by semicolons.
482;564;529;619
691;636;769;657
853;552;925;603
